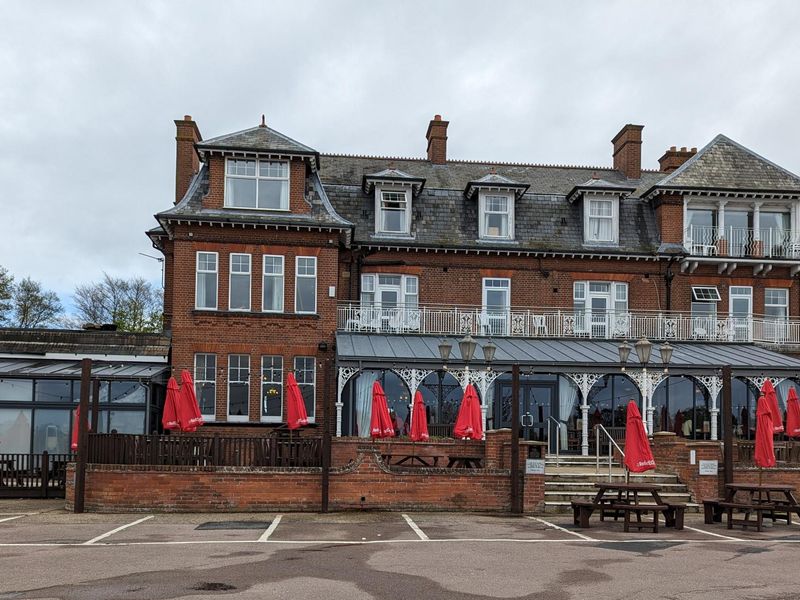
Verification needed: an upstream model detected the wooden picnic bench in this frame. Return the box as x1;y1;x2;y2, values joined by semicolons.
382;454;440;468
611;503;670;533
703;498;723;524
570;482;683;532
446;455;483;469
719;483;800;530
719;501;776;532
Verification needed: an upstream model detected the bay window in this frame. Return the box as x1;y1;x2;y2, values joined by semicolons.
225;159;289;210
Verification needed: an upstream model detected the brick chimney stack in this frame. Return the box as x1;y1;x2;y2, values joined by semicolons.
611;124;644;180
658;146;697;173
426;114;449;165
174;115;202;204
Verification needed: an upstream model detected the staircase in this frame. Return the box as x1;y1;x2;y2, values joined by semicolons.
542;454;699;513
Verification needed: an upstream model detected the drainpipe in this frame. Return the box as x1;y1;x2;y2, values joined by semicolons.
664;260;674;313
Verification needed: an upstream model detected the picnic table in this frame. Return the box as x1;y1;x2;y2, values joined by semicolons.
446;455;484;469
382;453;440;468
713;483;800;531
571;482;685;533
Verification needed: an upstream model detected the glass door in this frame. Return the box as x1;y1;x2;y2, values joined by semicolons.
729;286;752;341
587;282;610;337
496;382;557;449
482;278;510;335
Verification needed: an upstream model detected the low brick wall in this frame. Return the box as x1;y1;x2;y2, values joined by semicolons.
67;442;546;513
733;466;800;489
650;432;722;502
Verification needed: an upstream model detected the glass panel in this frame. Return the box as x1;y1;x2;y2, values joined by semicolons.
263;274;283;311
0;408;32;452
108;411;145;434
33;409;70;453
294;357;315;418
257;180;288;209
194;354;216;417
197;272;217;309
381;210;405;233
261;356;283;419
0;379;33;402
34;380;73;403
296;278;316;313
687;209;715;229
378;275;401;286
226;177;257;208
228;355;250;418
229;273;250;310
109;382;146;404
258;161;288;178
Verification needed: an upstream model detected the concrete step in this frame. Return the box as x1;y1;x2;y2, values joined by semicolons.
544;472;681;482
544;481;689;490
544;490;692;501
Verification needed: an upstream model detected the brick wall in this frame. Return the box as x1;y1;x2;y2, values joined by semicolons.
733;467;800;489
654;194;684;244
651;432;722;502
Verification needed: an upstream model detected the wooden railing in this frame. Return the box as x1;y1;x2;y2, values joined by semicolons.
735;440;800;465
87;433;322;468
0;452;72;498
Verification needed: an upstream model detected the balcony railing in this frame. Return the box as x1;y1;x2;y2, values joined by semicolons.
684;225;799;259
337;303;800;346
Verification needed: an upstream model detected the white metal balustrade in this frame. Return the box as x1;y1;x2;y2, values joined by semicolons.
337;303;800;346
684;225;799;258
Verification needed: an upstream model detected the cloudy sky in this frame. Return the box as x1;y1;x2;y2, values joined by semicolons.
2;0;799;312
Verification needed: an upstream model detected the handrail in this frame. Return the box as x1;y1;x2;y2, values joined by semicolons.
547;416;565;467
594;424;625;481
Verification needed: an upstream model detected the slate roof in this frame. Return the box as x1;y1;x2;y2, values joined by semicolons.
196;125;318;158
320;155;664;253
566;178;637;202
645;134;800;196
464;172;529;199
156;165;352;230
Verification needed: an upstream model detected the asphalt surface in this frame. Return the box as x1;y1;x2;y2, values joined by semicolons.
1;499;799;599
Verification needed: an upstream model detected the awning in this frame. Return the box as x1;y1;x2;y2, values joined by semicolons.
0;358;169;381
336;333;800;376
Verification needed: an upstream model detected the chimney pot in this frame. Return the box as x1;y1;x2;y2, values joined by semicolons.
184;115;192;121
670;146;677;151
658;144;696;173
680;146;687;152
611;124;644;179
426;114;449;165
691;147;697;153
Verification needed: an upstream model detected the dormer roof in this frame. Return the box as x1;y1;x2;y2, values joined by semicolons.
464;172;529;199
566;178;637;203
362;168;426;195
196;123;320;167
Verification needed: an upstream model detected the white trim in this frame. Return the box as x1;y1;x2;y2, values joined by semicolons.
293;356;316;422
478;190;514;240
194;353;217;421
260;355;283;423
227;354;250;422
295;256;317;314
223;157;290;211
195;251;218;310
228;253;251;312
262;254;285;313
583;193;619;245
375;183;412;236
481;277;511;335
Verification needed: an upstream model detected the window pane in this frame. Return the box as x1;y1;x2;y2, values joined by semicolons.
109;382;146;404
297;258;316;276
0;408;32;452
297;278;316;313
226;177;257;208
230;273;251;310
263;275;284;311
486;213;507;237
381;210;405;233
257;180;288;209
259;161;288;178
263;256;283;275
196;382;216;416
229;385;248;416
109;411;145;434
294;357;315;418
35;380;72;403
196;272;217;309
33;409;71;454
261;356;283;418
0;379;33;402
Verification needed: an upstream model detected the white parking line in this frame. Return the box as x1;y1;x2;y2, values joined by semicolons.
527;516;596;541
684;525;744;541
82;516;154;545
402;514;429;540
258;515;283;542
0;515;25;524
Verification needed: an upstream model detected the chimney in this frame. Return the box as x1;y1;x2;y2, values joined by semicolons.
658;145;697;173
174;115;202;204
426;114;449;164
611;124;644;179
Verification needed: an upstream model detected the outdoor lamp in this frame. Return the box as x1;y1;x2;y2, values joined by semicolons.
482;339;496;364
618;340;632;369
634;337;652;365
438;339;452;369
459;334;477;363
659;341;674;369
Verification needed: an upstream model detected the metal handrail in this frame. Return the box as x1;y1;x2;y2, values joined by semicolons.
546;416;565;467
594;424;625;481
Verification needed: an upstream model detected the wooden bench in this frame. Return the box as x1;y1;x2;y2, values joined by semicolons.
703;499;723;524
571;499;597;528
611;504;669;533
718;501;776;533
382;454;440;468
664;503;686;531
446;455;483;469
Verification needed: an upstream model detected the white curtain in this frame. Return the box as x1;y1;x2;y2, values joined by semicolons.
355;370;380;438
558;376;579;449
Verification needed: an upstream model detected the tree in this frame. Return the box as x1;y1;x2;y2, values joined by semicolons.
72;273;163;332
12;277;63;328
0;265;12;325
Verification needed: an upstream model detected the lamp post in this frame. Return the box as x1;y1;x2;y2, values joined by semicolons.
618;337;673;435
438;335;495;438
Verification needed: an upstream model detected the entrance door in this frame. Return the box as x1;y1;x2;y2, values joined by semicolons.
587;282;611;337
729;286;752;341
496;382;558;450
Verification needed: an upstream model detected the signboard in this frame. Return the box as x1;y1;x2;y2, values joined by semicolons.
699;460;718;476
525;459;545;475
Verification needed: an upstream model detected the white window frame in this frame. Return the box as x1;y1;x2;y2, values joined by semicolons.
228;253;251;312
573;281;628;335
261;355;283;423
295;256;317;314
479;191;514;240
224;158;290;211
765;288;789;320
583;194;619;245
691;286;721;302
481;278;511;335
262;255;285;313
294;356;316;422
227;354;250;422
194;353;216;421
195;251;218;310
374;184;412;236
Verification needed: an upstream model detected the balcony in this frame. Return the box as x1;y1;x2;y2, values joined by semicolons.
337;302;800;347
684;225;799;259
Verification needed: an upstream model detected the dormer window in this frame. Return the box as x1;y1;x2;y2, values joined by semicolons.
585;197;618;244
376;186;411;235
225;158;289;210
479;191;514;239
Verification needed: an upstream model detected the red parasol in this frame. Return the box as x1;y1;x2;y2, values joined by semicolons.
409;391;429;442
370;381;394;438
177;370;204;432
70;407;81;451
454;384;483;440
786;387;800;438
755;394;776;468
162;376;181;431
760;379;784;434
286;372;309;430
623;400;656;473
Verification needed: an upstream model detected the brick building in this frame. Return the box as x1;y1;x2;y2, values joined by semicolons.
148;115;800;456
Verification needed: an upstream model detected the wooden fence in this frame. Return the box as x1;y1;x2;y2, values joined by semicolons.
86;433;322;468
0;452;72;498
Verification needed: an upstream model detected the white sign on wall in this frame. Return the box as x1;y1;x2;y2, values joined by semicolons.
699;460;718;476
525;459;545;475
